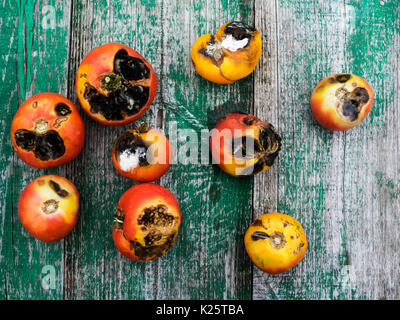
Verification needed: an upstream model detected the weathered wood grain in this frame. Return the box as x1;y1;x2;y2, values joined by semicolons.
64;0;254;299
253;0;400;299
0;0;399;300
156;0;254;299
1;0;72;299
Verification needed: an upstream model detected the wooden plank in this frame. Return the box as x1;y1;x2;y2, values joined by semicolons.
253;0;400;299
0;0;19;300
64;0;165;300
340;0;400;299
65;0;254;300
1;0;398;300
0;0;72;299
155;0;254;299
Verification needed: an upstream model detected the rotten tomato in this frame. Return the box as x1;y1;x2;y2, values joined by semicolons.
76;43;157;126
112;124;172;183
18;175;79;243
191;21;262;84
11;93;85;169
310;73;374;131
113;183;181;261
244;213;307;274
210;112;281;177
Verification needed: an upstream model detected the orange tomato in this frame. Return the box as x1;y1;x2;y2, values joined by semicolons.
76;43;157;126
191;21;262;84
11;92;85;169
210;112;281;177
310;73;373;131
244;213;307;274
112;124;172;182
112;183;181;261
18;175;79;243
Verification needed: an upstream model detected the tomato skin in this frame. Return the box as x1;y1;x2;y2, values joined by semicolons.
11;93;85;169
244;213;307;274
112;128;172;183
76;43;157;126
18;175;79;243
191;21;262;84
210;112;281;177
310;73;374;131
113;183;181;261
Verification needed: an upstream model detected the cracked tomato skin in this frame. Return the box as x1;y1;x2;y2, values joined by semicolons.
11;93;85;169
112;126;172;183
244;213;307;274
113;183;181;262
311;73;373;131
18;175;79;243
76;43;157;126
210;112;281;177
191;21;262;84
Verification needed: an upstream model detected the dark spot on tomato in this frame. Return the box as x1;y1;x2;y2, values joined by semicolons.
243;115;256;125
341;100;359;121
84;83;149;121
294;242;305;254
199;36;217;58
15;130;36;151
14;129;65;161
34;131;65;161
144;231;162;246
251;231;270;241
341;87;370;122
83;49;151;121
129;232;177;260
252;219;263;227
335;74;351;83
114;49;150;81
55;103;72;116
259;124;282;167
125;204;179;260
224;21;256;43
349;87;369;104
49;180;70;197
138;204;176;227
231;136;259;159
115;131;149;167
230;123;281;176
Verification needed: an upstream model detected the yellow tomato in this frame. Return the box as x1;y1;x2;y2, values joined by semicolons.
245;213;307;274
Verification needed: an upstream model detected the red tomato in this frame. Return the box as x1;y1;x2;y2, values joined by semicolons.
76;43;157;126
112;124;172;182
18;175;79;243
310;73;374;131
210;112;281;177
113;183;181;261
11;93;85;169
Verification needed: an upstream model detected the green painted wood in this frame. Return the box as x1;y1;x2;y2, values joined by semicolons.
0;0;72;299
253;0;400;299
1;0;399;300
156;0;254;299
